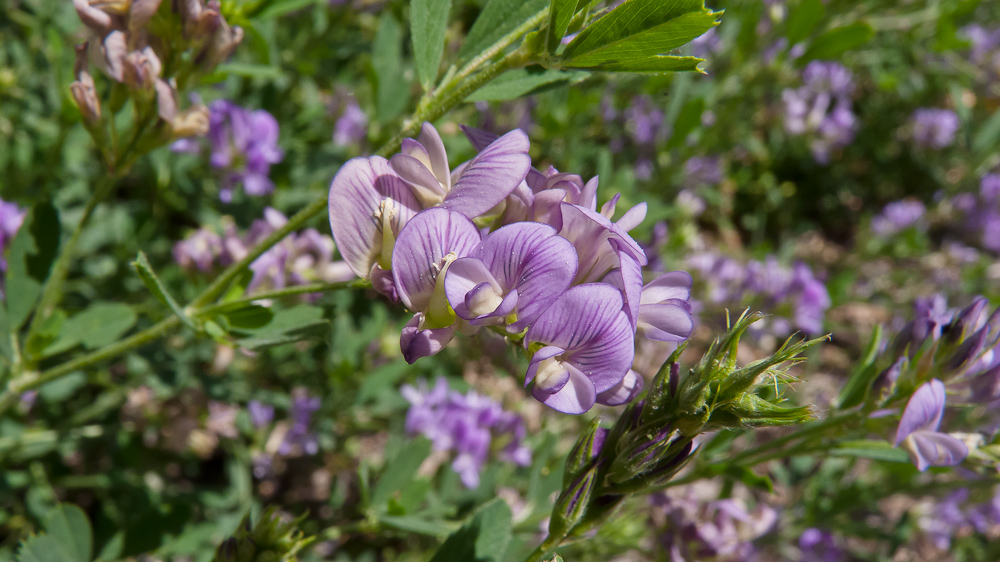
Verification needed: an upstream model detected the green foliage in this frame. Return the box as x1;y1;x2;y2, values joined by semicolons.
212;509;314;562
17;504;93;562
561;0;721;72
428;499;513;562
412;0;452;90
459;0;549;60
5;203;61;330
467;67;589;101
373;13;409;121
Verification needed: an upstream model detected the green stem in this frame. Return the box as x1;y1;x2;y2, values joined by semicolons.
522;533;565;562
195;280;361;315
24;176;118;350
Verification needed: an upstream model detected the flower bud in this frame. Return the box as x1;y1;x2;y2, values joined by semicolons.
870;357;905;400
129;0;163;30
200;18;244;69
943;297;988;346
171;104;210;137
73;0;115;35
122;47;162;90
154;78;178;122
945;325;988;374
969;364;1000;403
547;465;598;539
563;419;606;485
100;31;128;83
70;71;102;124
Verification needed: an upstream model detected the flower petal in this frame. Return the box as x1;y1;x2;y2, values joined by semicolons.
638;301;695;342
525;346;565;386
392;208;481;313
416;122;451;189
532;362;597;414
641;271;693;304
445;257;500;320
329;156;420;277
476;222;579;332
895;379;946;445
400;314;456;364
443;129;531;218
596;369;644;406
903;431;969;472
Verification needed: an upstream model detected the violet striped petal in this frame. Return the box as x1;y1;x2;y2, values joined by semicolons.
526;284;634;393
390;153;447;207
560;203;647;284
895;379;946;445
641;271;693;304
328;156;421;278
610;239;643;330
477;222;578;332
461;124;548;190
416;122;451;189
637;301;695;342
902;431;969;472
442;129;531;218
392;208;481;313
532;362;597;415
616;202;647;232
400;314;456;364
596;369;644;406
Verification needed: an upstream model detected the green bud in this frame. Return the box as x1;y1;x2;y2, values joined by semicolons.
563;418;605;486
548;465;599;539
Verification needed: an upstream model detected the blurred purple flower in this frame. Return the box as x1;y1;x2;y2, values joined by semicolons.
401;377;531;488
279;390;320;456
248;400;275;428
625;96;664;146
910;108;960;150
782;61;856;163
333;99;367;147
684;156;723;186
173;227;223;272
653;491;777;561
173;100;283;202
0;198;26;276
894;379;968;471
980;173;1000;202
799;528;845;562
871;200;926;237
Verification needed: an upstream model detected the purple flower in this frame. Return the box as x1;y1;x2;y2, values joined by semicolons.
894;379;968;471
782;62;857;164
799;528;844;562
392;208;482;363
625;96;664;146
980;173;1000;203
871;200;926;237
333;99;367;147
444;222;578;332
174;227;223;272
0;198;26;278
524;284;635;414
636;271;695;342
791;262;830;334
910;108;960;149
401;377;530;488
279;390;320;456
389;122;530;216
248;400;275;428
683;156;723;186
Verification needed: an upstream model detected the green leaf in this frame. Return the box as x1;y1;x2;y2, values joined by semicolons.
221;305;274;331
459;0;548;61
411;0;451;90
466;67;589;101
836;324;883;409
5;202;61;330
373;14;409;121
546;0;588;53
371;438;432;508
254;0;319;19
429;499;512;562
799;22;874;63
972;106;1000;154
830;440;911;464
379;515;457;537
785;0;825;45
568;54;704;73
724;465;773;493
235;305;327;349
17;504;93;562
60;303;137;350
132;252;198;332
561;0;721;68
216;62;287;81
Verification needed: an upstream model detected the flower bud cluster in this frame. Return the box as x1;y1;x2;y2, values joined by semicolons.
401;377;531;488
70;0;243;138
328;123;696;414
543;312;820;540
174;207;354;296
